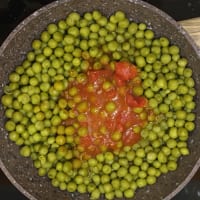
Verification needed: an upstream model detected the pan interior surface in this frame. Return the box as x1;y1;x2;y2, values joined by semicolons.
0;0;200;200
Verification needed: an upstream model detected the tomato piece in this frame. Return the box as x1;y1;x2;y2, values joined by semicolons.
106;90;117;99
126;93;147;107
123;130;141;146
87;70;112;82
114;74;125;86
115;62;138;81
135;96;148;107
126;93;138;107
80;135;92;147
80;135;100;157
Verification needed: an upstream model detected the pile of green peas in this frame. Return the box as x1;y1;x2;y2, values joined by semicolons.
1;10;196;200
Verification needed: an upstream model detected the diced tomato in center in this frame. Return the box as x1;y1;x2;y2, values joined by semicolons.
61;61;149;158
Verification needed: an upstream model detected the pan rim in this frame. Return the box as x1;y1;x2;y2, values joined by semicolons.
0;0;200;200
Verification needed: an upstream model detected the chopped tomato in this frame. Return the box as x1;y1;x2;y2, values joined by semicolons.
80;135;100;157
115;61;138;81
106;90;117;99
61;61;150;158
126;93;148;107
87;69;112;82
123;130;141;146
80;135;92;147
114;74;126;86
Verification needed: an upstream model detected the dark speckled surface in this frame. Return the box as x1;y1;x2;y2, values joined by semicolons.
0;0;200;200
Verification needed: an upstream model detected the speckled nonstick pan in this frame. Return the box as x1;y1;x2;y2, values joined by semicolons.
0;0;200;200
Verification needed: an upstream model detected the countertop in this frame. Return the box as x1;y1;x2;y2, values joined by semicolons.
0;0;200;200
179;18;200;48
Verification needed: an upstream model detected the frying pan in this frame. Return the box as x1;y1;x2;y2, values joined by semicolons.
0;0;200;200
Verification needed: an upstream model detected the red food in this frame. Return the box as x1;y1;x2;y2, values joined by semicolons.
87;69;112;82
115;61;138;81
126;93;148;107
62;61;149;158
123;129;142;146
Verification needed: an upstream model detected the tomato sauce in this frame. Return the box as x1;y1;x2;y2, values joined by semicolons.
62;62;149;158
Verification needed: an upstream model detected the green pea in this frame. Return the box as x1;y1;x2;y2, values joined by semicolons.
146;151;157;163
20;146;31;157
136;178;147;188
32;39;42;50
135;38;145;49
144;29;154;40
180;147;190;155
159;37;169;47
185;121;195;131
146;53;157;64
133;157;143;166
43;47;53;57
159;104;169;113
138;170;147;179
102;165;112;174
147;176;156;185
67;182;77;192
1;95;13;107
90;188;100;199
156;77;167;89
5;120;16;131
101;174;110;184
9;72;20;83
77;184;87;193
167;160;178;171
9;131;19;142
126;151;135;161
166;139;177;149
105;102;116;113
117;167;128;177
136;148;145;158
135;30;144;39
105;191;115;200
135;56;146;67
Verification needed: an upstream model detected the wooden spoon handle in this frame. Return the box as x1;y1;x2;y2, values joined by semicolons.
179;17;200;48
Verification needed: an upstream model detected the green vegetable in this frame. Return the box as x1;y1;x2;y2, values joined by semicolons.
1;10;196;200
